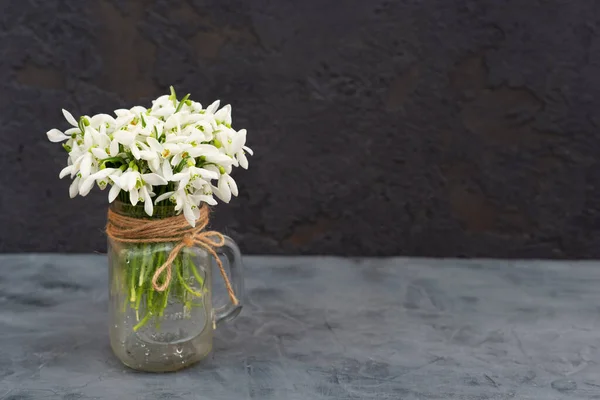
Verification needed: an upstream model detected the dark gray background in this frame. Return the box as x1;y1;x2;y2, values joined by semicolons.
1;0;599;257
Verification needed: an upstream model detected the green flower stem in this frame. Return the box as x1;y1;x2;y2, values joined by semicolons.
159;257;172;318
187;252;205;288
129;247;138;304
177;255;203;297
118;226;207;332
133;312;152;332
134;248;148;318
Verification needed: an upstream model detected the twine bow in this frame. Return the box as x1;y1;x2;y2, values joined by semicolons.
106;204;238;306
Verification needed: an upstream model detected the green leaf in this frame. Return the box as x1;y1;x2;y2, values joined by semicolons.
100;156;126;168
140;113;147;128
175;93;190;113
78;118;86;134
174;158;187;173
169;85;177;106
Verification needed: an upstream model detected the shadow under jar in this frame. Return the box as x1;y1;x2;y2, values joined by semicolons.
108;201;244;372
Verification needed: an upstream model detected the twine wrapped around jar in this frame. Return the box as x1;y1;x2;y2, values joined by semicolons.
106;204;238;306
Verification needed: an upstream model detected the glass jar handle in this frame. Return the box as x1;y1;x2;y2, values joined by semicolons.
213;235;244;326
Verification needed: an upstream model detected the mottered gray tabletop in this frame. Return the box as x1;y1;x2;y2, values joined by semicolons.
0;255;599;399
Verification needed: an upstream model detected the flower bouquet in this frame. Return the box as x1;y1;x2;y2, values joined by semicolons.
46;87;251;371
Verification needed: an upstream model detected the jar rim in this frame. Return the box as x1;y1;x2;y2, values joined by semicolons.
110;200;178;219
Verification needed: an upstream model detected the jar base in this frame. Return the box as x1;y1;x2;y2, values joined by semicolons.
111;327;213;373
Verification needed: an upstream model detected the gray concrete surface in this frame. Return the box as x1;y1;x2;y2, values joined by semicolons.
0;255;599;399
3;1;600;257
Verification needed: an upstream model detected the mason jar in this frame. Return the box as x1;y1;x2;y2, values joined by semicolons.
107;201;243;372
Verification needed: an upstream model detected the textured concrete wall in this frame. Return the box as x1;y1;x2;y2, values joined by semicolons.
1;0;599;257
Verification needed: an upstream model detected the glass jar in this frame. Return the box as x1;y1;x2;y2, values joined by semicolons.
107;201;244;372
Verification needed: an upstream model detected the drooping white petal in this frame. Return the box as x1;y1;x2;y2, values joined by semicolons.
171;172;190;187
164;113;181;131
146;137;162;153
147;157;160;173
242;145;253;156
129;187;139;206
80;153;93;178
141;187;153;216
205;152;234;166
190;177;209;189
108;184;121;203
130;143;141;159
46;129;70;142
59;165;73;179
197;167;219;180
114;171;133;191
109;139;120;157
187;144;220;158
91;148;109;160
124;171;139;191
171;153;183;166
154;191;175;204
139;150;157;161
214;104;232;125
113;130;136;146
237;150;248;169
163;143;183;155
206;100;220;114
69;176;81;198
216;175;231;203
79;176;96;196
183;203;197;227
237;128;247;143
92;168;117;180
197;194;217;206
162;160;173;180
62;109;78;127
226;175;238;197
83;128;94;149
88;126;107;148
142;173;167;186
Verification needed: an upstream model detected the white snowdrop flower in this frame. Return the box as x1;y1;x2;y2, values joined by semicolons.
46;86;252;226
69;175;81;198
193;185;218;206
113;129;142;159
138;137;178;180
212;173;238;203
107;169;124;203
214;104;232;126
164;112;187;134
79;168;121;197
171;165;219;188
154;189;200;227
112;169;167;212
234;129;253;169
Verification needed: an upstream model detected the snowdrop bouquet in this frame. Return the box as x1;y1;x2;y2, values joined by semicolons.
47;86;252;227
45;88;250;365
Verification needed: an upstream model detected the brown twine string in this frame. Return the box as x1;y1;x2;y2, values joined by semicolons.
106;204;239;306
